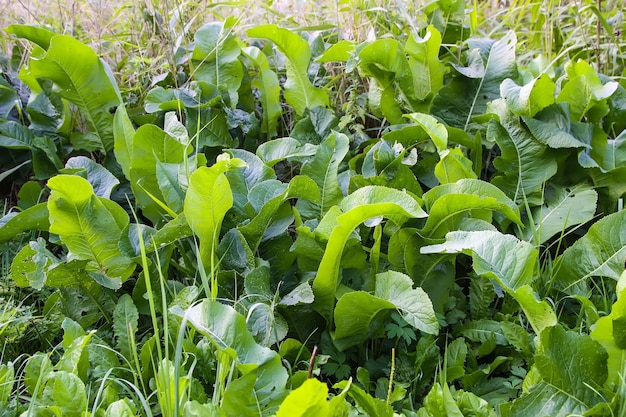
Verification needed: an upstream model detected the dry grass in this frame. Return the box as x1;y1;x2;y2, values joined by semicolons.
0;0;433;94
1;0;624;80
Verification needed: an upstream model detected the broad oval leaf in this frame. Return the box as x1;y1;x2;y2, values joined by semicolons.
63;156;119;198
129;124;191;223
334;271;438;350
313;186;427;323
405;25;445;102
172;300;288;415
489;100;558;203
553;209;626;296
6;24;57;49
500;74;555;117
276;378;330;417
17;33;121;152
247;25;329;115
404;112;448;152
242;46;281;138
247;303;288;347
522;103;590;149
432;31;517;130
240;175;320;251
358;38;412;123
434;148;478;184
521;185;597;245
421;230;557;334
113;294;139;361
47;175;135;286
421;230;536;291
256;137;316;167
0;203;50;243
502;326;608;417
421;179;522;238
192;22;243;106
297;131;350;218
42;371;88;415
10;238;57;289
333;291;395;350
184;155;246;270
375;271;438;334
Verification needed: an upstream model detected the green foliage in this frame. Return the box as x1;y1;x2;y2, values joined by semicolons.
247;25;329;116
1;4;626;415
312;185;428;324
47;175;135;286
8;25;121;152
172;300;288;416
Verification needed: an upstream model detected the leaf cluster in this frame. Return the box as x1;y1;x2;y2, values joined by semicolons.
1;2;626;416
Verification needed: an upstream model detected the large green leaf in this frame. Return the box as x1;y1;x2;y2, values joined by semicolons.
521;185;597;244
192;22;243;106
557;59;619;122
489;100;558;204
421;231;536;290
242;46;281;138
432;31;517;129
239;175;320;251
145;214;193;254
0;203;50;243
404;113;448;152
297;131;349;218
434;148;478;184
275;378;330;417
247;25;329;115
375;271;438;334
113;294;138;361
421;179;522;238
405;25;445;102
590;271;626;388
500;74;555;117
105;399;138;417
14;32;121;152
129;124;191;223
600;129;626;171
172;300;288;416
184;155;247;271
144;85;205;113
502;326;608;417
0;121;63;178
6;24;56;50
358;39;413;123
521;104;590;149
41;371;88;416
334;271;438;350
312;186;428;324
9;239;45;289
47;175;135;288
255;137;316;166
10;238;56;289
113;105;135;181
553;210;626;296
224;149;276;229
421;231;557;334
0;120;35;149
62;156;119;199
